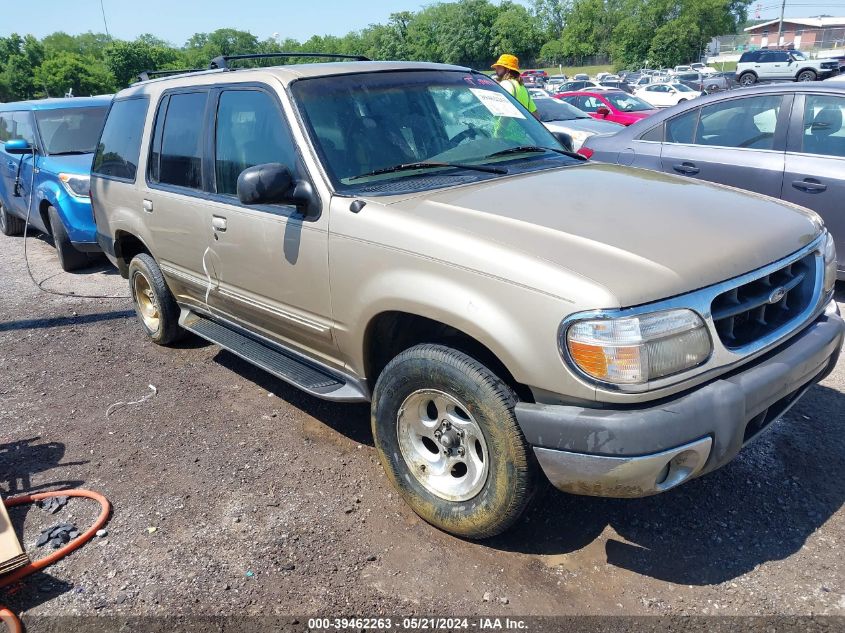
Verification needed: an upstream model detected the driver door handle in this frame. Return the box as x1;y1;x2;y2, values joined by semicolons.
792;179;826;193
673;162;700;175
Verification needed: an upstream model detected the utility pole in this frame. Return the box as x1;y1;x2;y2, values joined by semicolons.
776;0;787;46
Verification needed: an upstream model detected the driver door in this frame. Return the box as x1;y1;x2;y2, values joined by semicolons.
659;93;789;198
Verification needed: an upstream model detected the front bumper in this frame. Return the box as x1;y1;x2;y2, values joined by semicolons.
515;305;844;497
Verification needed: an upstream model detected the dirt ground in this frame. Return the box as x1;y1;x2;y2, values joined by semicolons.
1;230;845;622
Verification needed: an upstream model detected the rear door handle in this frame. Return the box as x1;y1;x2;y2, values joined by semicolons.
211;216;227;232
673;162;700;175
792;179;827;193
142;199;153;213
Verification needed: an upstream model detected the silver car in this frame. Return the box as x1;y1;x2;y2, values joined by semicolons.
534;97;623;149
581;83;845;278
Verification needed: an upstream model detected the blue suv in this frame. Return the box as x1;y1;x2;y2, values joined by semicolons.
0;97;111;270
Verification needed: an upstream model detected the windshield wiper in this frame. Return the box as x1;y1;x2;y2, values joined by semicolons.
349;161;507;181
484;145;587;161
48;150;90;156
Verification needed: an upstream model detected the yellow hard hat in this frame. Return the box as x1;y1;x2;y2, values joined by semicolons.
492;54;520;73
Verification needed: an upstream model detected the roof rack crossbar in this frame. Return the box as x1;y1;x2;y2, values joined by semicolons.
209;52;370;70
136;68;205;83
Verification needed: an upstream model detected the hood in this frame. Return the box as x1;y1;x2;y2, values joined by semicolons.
610;110;656;123
548;118;623;135
377;163;821;308
38;153;95;175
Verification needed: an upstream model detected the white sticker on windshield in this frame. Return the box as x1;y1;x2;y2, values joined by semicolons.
470;88;526;119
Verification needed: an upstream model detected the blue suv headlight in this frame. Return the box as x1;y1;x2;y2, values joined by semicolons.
58;173;91;198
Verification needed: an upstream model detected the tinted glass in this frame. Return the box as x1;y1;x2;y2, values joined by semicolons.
214;90;297;196
534;98;588;122
695;95;781;150
148;96;167;183
93;98;149;181
639;123;663;142
666;109;699;144
605;93;653;112
0;114;12;142
35;107;107;155
159;92;207;189
802;95;845;158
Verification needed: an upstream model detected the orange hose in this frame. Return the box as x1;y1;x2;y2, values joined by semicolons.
0;489;111;633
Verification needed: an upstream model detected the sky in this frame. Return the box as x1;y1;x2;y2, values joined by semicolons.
0;0;843;45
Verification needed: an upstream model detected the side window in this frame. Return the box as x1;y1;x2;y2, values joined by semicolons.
0;114;10;142
214;90;297;196
12;112;35;144
639;123;664;142
158;92;207;190
666;109;699;144
580;97;600;112
802;95;845;158
148;96;168;183
93;98;150;181
694;95;782;150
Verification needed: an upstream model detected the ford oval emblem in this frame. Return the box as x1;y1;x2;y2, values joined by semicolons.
768;287;786;304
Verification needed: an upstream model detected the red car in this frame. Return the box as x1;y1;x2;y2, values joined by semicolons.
554;91;658;126
521;69;548;79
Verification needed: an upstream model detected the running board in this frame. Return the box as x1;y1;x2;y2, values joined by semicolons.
179;310;368;402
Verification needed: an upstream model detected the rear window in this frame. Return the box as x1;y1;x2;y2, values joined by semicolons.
93;98;149;182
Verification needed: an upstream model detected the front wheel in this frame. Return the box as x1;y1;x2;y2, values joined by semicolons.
372;344;537;539
48;206;89;272
797;70;817;82
739;72;757;86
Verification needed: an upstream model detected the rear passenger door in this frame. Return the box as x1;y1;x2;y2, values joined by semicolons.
659;94;789;198
782;93;845;269
202;86;334;356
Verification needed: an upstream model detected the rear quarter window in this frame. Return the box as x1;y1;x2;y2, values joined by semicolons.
92;97;150;182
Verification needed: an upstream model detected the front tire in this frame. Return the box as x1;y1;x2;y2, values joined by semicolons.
739;72;757;86
128;252;185;345
372;344;536;539
0;201;25;236
47;206;89;272
797;70;816;82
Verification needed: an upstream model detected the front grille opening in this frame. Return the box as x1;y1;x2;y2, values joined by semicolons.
712;254;816;349
743;387;805;443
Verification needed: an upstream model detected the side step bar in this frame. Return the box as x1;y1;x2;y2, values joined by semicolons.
179;310;368;402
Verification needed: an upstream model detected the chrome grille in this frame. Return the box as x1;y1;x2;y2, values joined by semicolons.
711;253;817;349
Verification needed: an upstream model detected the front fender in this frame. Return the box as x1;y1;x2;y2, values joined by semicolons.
36;178;97;243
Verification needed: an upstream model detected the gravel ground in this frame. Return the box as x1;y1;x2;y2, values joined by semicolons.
1;230;844;621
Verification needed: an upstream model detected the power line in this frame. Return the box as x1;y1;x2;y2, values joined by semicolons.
100;0;111;38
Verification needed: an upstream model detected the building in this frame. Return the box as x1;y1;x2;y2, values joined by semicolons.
744;17;845;51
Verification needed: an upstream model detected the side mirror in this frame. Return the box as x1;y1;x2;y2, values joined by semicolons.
5;139;33;155
552;131;573;152
237;163;294;206
596;106;611;117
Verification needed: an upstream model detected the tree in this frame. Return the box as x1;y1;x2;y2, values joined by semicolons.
105;39;178;88
533;0;571;40
491;3;544;62
34;52;115;97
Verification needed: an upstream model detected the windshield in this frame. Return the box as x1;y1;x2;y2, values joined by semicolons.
534;98;589;122
291;70;571;191
605;93;654;112
790;51;807;61
34;107;108;155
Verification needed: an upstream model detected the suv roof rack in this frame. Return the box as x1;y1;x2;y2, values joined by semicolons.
209;52;371;70
135;68;205;83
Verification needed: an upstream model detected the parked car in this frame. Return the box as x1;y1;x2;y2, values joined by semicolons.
674;65;693;73
527;88;548;100
545;74;568;93
635;82;703;107
0;96;111;270
572;73;589;81
690;62;718;75
711;71;740;90
559;80;599;92
736;49;840;86
521;69;548;80
533;96;623;149
580;83;845;278
92;58;842;539
675;72;730;93
557;90;659;125
598;80;634;94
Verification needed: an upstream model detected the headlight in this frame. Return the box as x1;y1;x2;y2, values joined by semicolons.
566;129;592;150
823;232;837;296
563;308;711;385
58;173;90;198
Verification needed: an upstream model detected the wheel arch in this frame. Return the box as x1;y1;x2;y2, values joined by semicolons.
113;230;153;278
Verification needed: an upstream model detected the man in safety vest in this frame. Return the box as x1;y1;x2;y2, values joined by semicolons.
491;54;540;120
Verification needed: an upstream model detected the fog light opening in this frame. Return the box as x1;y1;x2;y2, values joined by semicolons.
655;450;700;491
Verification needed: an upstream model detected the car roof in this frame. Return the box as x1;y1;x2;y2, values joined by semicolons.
0;96;113;112
116;61;470;97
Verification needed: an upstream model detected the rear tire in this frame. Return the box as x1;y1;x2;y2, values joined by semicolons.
0;201;24;236
47;206;88;272
739;72;757;86
372;344;537;539
797;70;816;82
128;252;185;345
